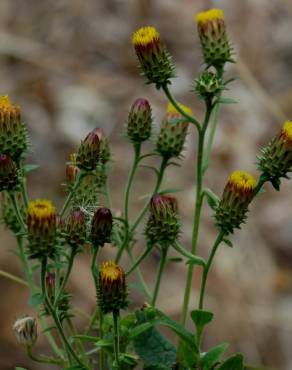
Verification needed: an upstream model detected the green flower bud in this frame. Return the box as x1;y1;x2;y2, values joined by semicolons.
145;194;180;246
98;261;128;314
215;171;256;235
90;207;113;247
0;154;19;191
0;192;25;232
258;120;292;190
26;199;57;259
64;208;87;248
132;27;175;89
0;96;28;162
127;98;152;144
94;128;111;165
76;128;100;171
194;70;224;100
156;103;191;159
13;316;37;347
196;9;233;69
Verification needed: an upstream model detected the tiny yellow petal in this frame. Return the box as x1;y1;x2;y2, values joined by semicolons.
167;102;193;117
132;26;160;46
27;199;56;220
229;171;256;192
195;8;224;24
100;261;123;282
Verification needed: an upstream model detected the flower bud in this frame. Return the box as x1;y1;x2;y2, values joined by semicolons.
145;194;180;246
132;26;175;88
215;171;256;234
64;208;87;248
196;9;233;69
258;120;292;190
66;153;79;186
13;316;37;347
27;199;57;258
76;129;100;171
194;70;224;100
0;192;25;232
90;207;113;247
46;272;56;299
98;261;128;314
0;154;19;191
0;96;28;162
94;128;111;165
127;98;152;144
156;103;191;159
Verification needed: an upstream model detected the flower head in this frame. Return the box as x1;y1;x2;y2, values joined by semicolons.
156;103;191;159
27;199;57;258
215;171;256;234
145;194;180;246
64;208;87;248
127;98;152;143
258;120;292;190
132;26;175;88
98;261;128;314
0;154;19;191
13;316;37;347
195;8;232;68
0;96;28;161
76;128;100;171
90;207;113;247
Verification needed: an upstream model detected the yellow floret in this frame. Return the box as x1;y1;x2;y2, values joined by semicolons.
196;8;224;24
100;261;123;282
229;171;256;192
282;120;292;141
167;102;193;117
132;26;160;46
27;199;56;220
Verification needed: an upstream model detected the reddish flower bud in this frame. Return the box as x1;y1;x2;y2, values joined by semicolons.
93;128;111;164
127;98;152;143
64;208;87;248
76;128;100;171
90;207;113;247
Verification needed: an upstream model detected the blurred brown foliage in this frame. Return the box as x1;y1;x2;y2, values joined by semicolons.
1;0;292;369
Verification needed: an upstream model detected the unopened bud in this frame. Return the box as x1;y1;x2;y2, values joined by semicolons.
64;208;87;248
90;207;113;247
127;98;152;144
0;154;19;191
76;129;100;171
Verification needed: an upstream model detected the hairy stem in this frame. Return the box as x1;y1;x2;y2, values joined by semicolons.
60;171;84;218
113;310;120;369
151;246;168;307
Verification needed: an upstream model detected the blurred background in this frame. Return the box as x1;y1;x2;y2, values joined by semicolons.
0;0;292;369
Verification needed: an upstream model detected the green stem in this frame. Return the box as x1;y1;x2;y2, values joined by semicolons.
54;248;76;306
90;247;105;370
60;171;84;218
9;192;26;229
104;175;113;209
27;346;63;365
41;258;87;368
151;246;168;307
162;84;200;130
113;310;120;369
126;246;152;276
180;101;213;326
172;241;206;267
115;144;141;262
130;156;168;234
198;231;225;310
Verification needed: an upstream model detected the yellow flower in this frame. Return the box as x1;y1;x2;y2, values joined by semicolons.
281;120;292;142
228;171;256;193
132;26;160;47
195;8;224;25
100;261;124;285
166;102;193;117
27;199;56;223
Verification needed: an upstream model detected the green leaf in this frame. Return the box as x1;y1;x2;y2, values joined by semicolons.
223;239;233;248
201;343;229;370
42;325;56;334
28;292;43;308
22;164;40;175
180;340;198;368
95;339;112;348
217;353;243;370
217;97;238;104
71;335;98;342
15;368;28;370
203;188;220;210
191;309;214;332
133;309;176;369
130;322;154;338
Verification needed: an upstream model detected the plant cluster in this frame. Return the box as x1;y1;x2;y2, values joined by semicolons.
0;7;291;370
